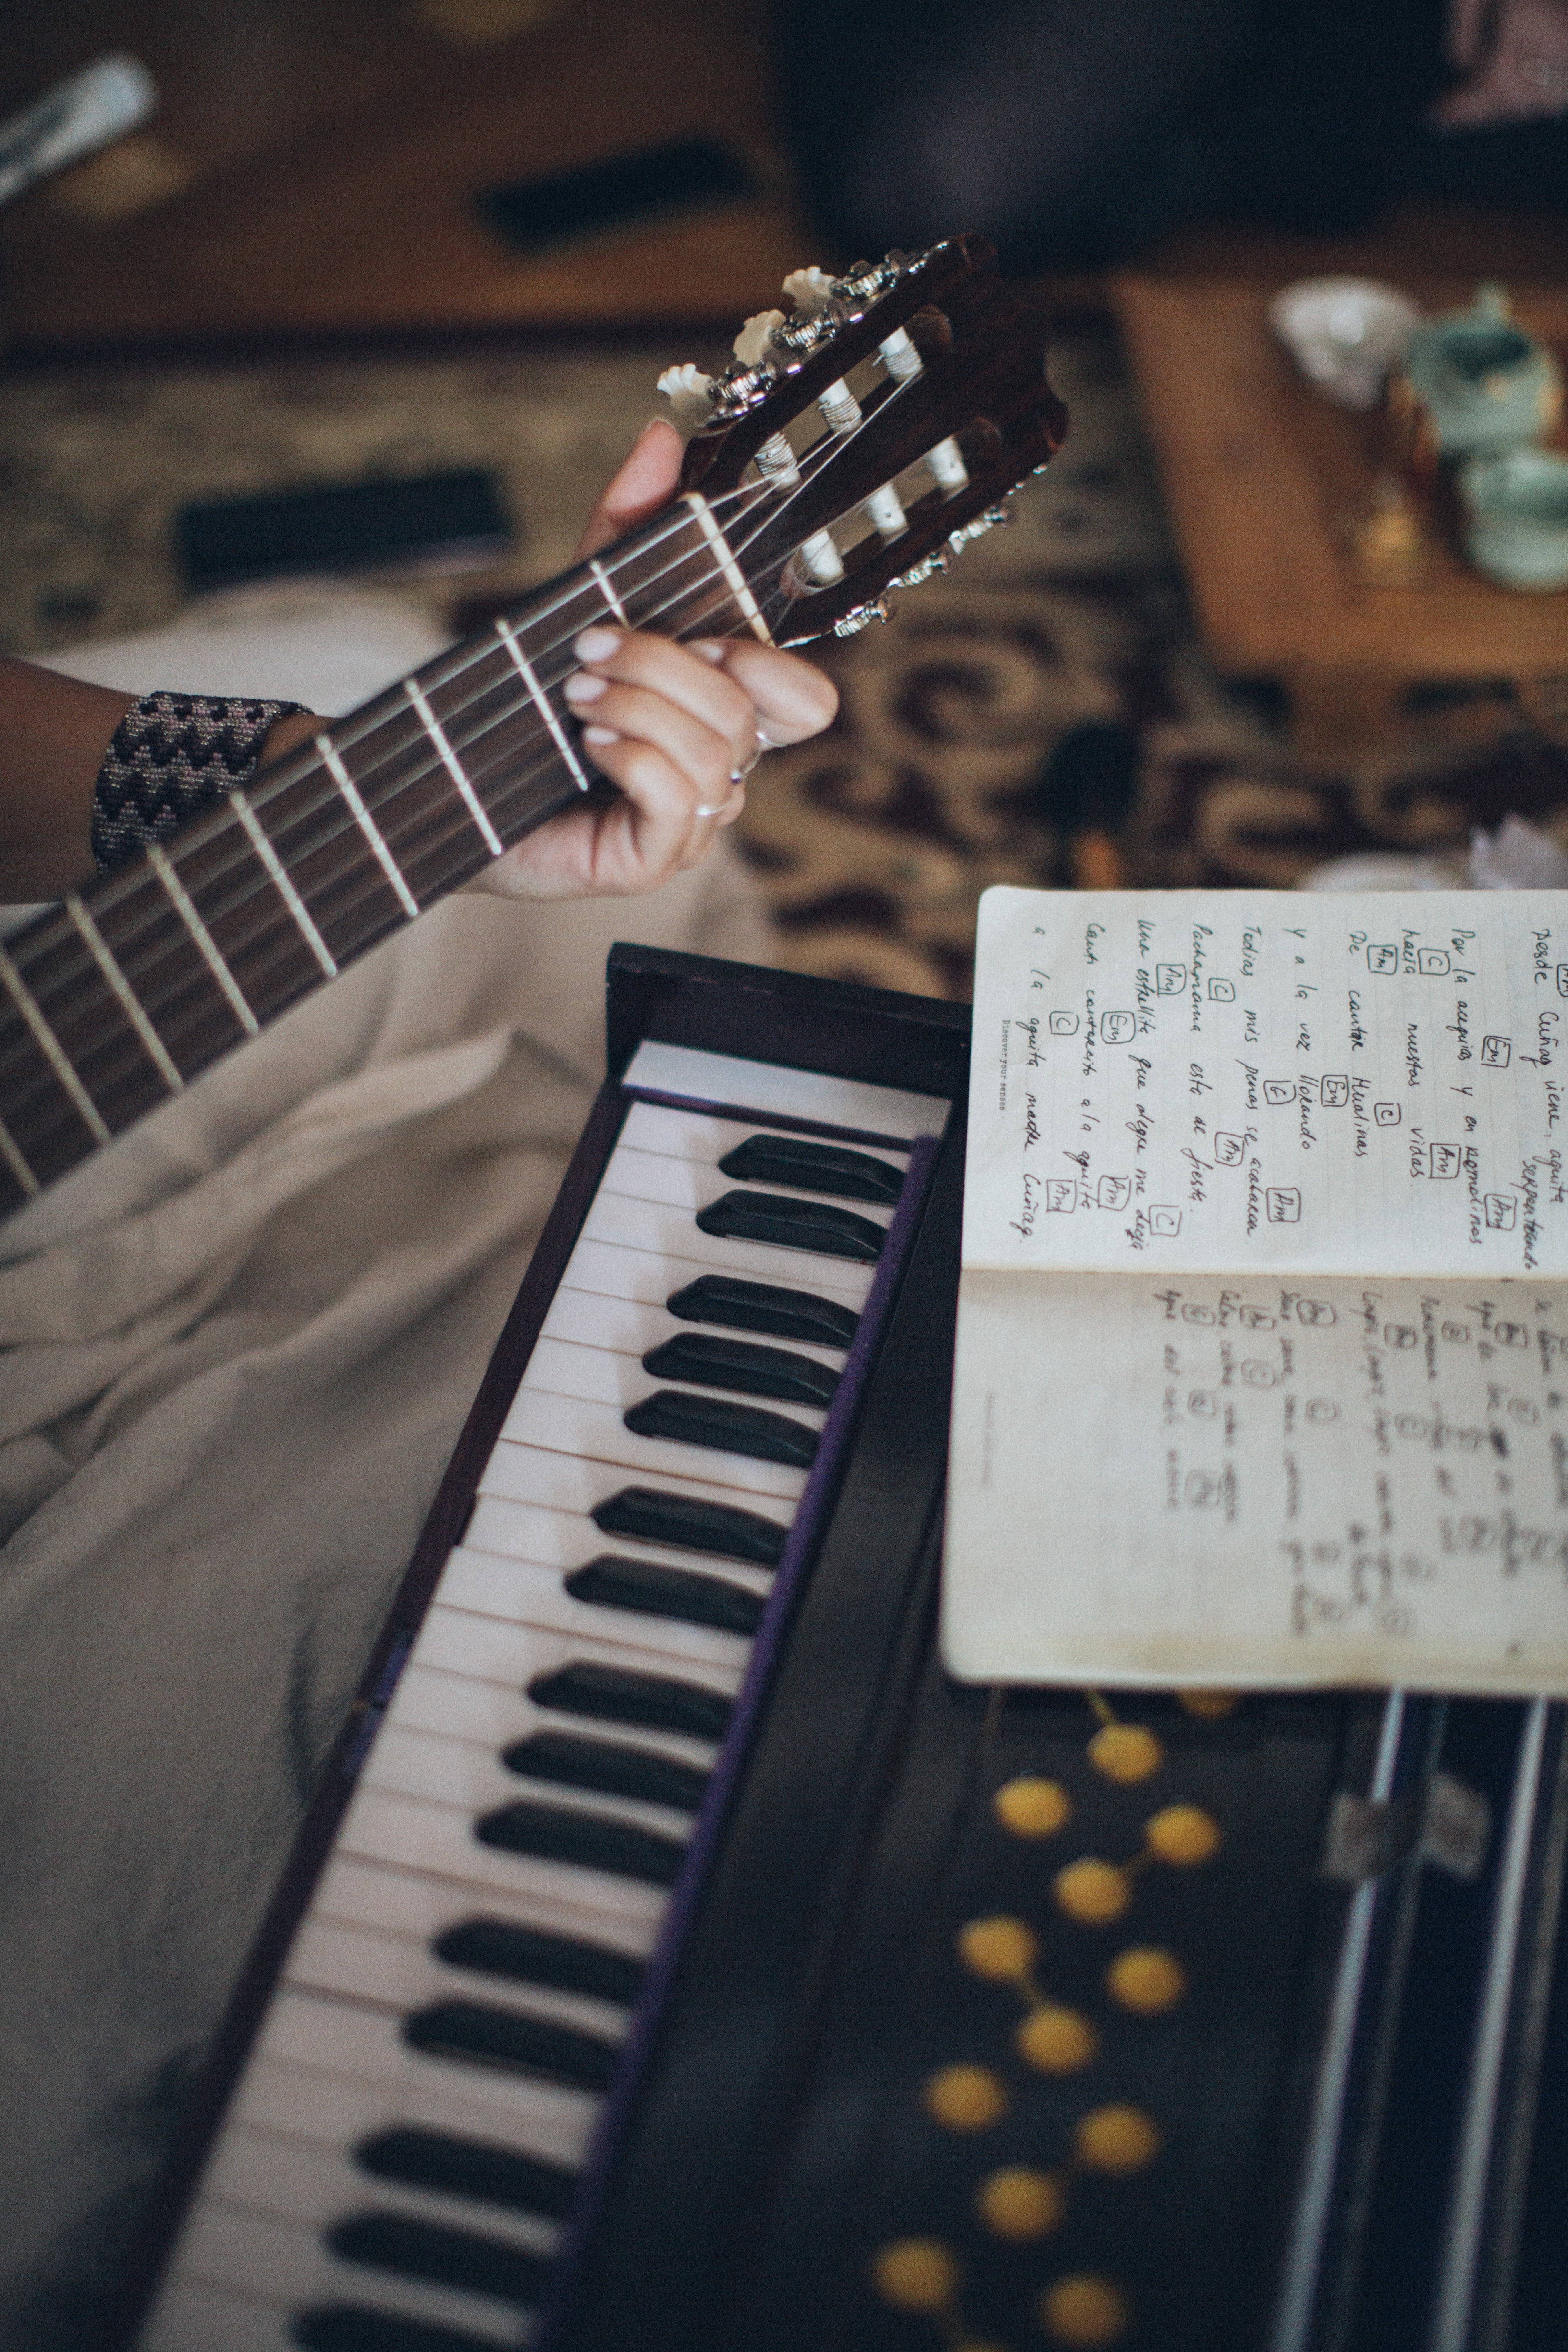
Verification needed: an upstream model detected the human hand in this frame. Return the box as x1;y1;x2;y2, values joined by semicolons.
470;418;836;902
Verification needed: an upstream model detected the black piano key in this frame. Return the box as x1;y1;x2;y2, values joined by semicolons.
624;1388;818;1468
666;1272;859;1349
405;1997;620;2087
695;1188;885;1262
294;2305;503;2352
474;1798;688;1886
528;1659;733;1740
642;1331;840;1409
565;1553;766;1637
357;2125;579;2219
718;1132;905;1203
324;2210;551;2305
433;1916;645;2004
591;1486;787;1566
501;1728;710;1812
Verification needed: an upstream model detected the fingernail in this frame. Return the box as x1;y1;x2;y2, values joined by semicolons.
562;670;606;704
582;724;619;745
573;626;620;664
690;639;726;664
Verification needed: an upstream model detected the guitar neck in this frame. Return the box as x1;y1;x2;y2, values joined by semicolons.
0;496;762;1218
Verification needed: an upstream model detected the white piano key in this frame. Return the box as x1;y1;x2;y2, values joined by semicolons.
207;2122;564;2254
518;1334;831;1430
621;1039;949;1142
437;1550;758;1673
580;1190;876;1294
536;1282;848;1375
308;1851;659;1967
405;1598;743;1703
557;1232;866;1315
142;2275;297;2352
600;1144;898;1226
174;2201;531;2342
381;1655;727;1761
335;1783;672;1924
474;1436;794;1541
286;1915;629;2041
232;2044;594;2172
617;1099;911;1186
361;1723;700;1846
498;1394;808;1502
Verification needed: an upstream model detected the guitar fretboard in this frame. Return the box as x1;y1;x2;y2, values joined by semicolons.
0;497;765;1218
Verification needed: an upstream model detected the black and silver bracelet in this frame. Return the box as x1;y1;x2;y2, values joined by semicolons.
91;690;310;874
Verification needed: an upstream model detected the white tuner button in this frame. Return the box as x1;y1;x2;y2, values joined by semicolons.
864;483;907;539
879;328;922;382
818;379;861;434
799;530;845;584
925;438;969;490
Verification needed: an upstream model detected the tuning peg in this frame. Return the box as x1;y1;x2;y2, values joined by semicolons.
657;363;716;425
782;265;835;314
832;595;892;637
733;310;786;366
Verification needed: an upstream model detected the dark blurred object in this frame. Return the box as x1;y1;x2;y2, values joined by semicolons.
1029;721;1140;887
175;470;514;594
0;52;155;211
773;0;1568;274
478;139;761;257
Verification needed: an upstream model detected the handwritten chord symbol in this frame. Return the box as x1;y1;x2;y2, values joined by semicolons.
1296;1298;1336;1325
1182;1304;1216;1325
1442;1321;1470;1342
1485;1193;1518;1230
1418;949;1450;976
1214;1132;1245;1166
1096;1174;1131;1209
1102;1010;1135;1042
1238;1305;1275;1330
1149;1205;1182;1236
1263;1081;1296;1106
1049;1011;1079;1035
1183;1469;1221;1507
1044;1178;1076;1213
1481;1035;1512;1068
1241;1360;1276;1388
1266;1187;1301;1222
1155;964;1186;996
1320;1074;1350;1107
1428;1143;1461;1178
1207;978;1235;1002
1306;1399;1339;1422
1374;1100;1401;1126
1367;944;1398;973
1384;1324;1419;1348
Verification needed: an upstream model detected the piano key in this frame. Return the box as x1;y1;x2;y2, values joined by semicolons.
309;1854;659;1972
471;1445;790;1561
500;1730;709;1813
716;1132;906;1202
558;1234;865;1321
361;1731;699;1878
431;1919;644;2006
601;1144;898;1229
621;1389;818;1468
232;2042;594;2174
473;1802;686;1888
639;1332;839;1409
579;1190;873;1293
207;2125;562;2254
373;1671;718;1793
617;1100;910;1189
515;1334;831;1432
663;1272;859;1350
284;1915;629;2043
174;2201;527;2343
403;2003;618;2092
496;1394;807;1500
695;1189;886;1262
587;1485;786;1566
141;2275;300;2352
399;1601;743;1710
335;1784;672;1924
294;2305;517;2352
358;2126;577;2221
619;1038;947;1142
561;1556;765;1639
525;1659;732;1740
537;1282;847;1376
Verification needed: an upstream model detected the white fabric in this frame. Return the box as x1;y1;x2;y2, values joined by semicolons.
0;595;775;2344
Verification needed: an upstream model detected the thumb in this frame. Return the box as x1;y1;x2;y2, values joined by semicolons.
574;418;685;559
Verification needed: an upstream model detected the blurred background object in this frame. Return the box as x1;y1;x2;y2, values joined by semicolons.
0;51;156;213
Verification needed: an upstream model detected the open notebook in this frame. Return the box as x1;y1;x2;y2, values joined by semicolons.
942;886;1568;1695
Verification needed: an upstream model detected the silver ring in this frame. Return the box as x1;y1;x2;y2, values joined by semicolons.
731;728;770;784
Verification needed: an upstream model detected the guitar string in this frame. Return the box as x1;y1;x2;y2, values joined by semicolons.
4;376;934;1141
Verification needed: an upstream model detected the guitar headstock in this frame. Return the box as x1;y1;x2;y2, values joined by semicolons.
662;236;1067;648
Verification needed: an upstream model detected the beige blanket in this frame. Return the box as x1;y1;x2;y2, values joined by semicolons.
0;595;772;2345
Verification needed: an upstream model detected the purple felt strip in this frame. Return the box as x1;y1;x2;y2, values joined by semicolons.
623;1081;920;1154
535;1123;944;2342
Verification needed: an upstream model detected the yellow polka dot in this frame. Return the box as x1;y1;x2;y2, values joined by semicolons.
958;1914;1038;1982
1179;1688;1238;1719
976;2165;1066;2240
994;1775;1072;1838
872;2238;960;2313
1074;2103;1162;2175
1054;1856;1132;1924
1017;2003;1099;2075
1087;1723;1164;1784
1145;1803;1222;1866
1040;2274;1131;2348
924;2063;1009;2132
1106;1945;1187;2015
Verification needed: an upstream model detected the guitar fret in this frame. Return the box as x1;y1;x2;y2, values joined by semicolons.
494;619;591;791
145;843;261;1039
403;679;504;859
0;1113;40;1198
227;789;339;979
682;493;773;644
588;558;631;627
314;735;422;920
65;894;185;1094
0;942;112;1143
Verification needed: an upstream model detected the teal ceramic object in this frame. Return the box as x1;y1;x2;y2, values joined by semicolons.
1461;447;1568;591
1406;284;1562;459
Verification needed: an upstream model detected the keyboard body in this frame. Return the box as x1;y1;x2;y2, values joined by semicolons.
114;947;1567;2352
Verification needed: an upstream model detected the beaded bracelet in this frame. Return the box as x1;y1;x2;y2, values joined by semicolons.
92;690;309;874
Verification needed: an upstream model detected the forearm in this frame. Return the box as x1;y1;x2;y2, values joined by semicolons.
0;657;317;900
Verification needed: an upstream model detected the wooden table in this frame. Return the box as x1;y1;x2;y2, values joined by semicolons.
1109;271;1568;764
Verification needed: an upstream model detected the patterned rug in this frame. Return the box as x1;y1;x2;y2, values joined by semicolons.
5;321;1565;998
